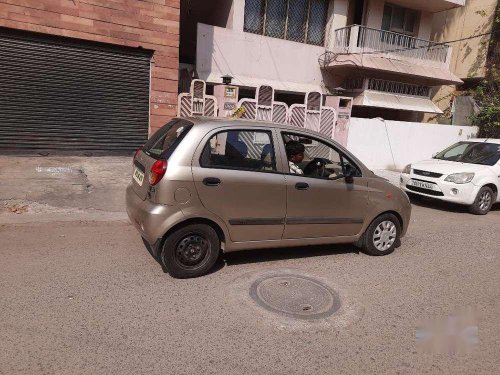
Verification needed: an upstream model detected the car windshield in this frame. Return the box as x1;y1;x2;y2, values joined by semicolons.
434;141;500;166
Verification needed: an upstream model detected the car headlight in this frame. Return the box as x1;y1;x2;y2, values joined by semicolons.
444;172;475;184
402;164;411;174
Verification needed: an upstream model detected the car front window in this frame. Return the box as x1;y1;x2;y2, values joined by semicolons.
434;142;500;166
281;132;362;179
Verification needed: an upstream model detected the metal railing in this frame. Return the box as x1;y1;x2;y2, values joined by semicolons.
367;78;430;97
332;25;450;64
343;77;431;97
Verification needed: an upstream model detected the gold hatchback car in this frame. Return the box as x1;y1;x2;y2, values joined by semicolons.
126;118;411;278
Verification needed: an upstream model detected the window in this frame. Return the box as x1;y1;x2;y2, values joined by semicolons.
201;130;277;172
142;119;192;159
244;0;329;46
382;3;419;36
282;133;362;179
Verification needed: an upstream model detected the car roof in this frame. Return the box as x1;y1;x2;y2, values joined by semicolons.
467;138;500;145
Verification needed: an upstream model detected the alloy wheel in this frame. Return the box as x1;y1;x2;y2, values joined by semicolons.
478;191;492;212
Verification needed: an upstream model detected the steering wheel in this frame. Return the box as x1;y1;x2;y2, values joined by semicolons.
303;158;328;177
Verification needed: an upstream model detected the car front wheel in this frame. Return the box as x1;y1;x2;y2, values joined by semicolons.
362;213;401;256
161;224;220;278
469;186;495;215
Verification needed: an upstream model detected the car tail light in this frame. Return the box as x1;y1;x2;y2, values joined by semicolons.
149;160;167;186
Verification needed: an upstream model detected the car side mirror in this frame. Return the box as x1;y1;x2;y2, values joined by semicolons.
344;164;355;184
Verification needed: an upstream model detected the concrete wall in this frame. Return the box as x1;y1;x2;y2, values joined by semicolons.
180;0;232;63
364;0;435;40
346;117;478;170
0;0;180;135
365;0;385;29
424;0;497;124
197;23;326;92
431;0;497;79
325;0;350;50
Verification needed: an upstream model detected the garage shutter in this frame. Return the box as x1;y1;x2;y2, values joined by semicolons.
0;28;152;154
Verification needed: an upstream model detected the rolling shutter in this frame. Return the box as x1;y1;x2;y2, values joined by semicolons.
0;28;151;154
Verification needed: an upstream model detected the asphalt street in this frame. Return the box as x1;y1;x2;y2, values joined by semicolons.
1;200;499;374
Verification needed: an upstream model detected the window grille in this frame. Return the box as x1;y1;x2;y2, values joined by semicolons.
367;78;430;97
244;0;329;46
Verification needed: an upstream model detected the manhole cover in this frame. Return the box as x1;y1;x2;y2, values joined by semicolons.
249;274;341;320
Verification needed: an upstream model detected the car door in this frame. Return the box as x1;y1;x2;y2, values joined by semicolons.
192;127;286;242
279;131;369;239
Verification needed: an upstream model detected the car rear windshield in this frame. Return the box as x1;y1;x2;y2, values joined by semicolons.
142;119;193;159
434;141;500;166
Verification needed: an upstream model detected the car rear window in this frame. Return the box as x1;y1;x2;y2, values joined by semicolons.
142;119;193;159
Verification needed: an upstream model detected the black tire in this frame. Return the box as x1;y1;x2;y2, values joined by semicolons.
161;224;220;279
469;186;495;215
362;213;401;256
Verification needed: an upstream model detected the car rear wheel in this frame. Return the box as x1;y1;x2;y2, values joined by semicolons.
469;186;495;215
161;224;220;279
362;213;401;256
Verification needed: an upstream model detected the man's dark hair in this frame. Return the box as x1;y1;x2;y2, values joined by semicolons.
286;141;305;158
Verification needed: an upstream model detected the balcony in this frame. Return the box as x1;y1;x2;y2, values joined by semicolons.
322;25;462;85
343;78;442;114
385;0;465;13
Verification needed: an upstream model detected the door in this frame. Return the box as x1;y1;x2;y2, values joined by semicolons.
192;128;286;242
0;28;151;154
280;131;369;239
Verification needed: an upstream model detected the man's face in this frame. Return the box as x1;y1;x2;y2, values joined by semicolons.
290;152;304;163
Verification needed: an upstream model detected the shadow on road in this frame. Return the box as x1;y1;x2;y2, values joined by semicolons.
140;237;359;275
223;243;360;266
409;195;500;214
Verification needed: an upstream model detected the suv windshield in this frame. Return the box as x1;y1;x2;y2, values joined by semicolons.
142;119;193;159
434;141;500;166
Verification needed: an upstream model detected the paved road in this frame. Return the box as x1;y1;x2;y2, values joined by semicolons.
1;202;499;374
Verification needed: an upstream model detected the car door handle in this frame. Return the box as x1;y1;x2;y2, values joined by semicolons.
295;182;309;190
203;177;221;186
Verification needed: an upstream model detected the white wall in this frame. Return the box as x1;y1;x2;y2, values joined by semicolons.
197;23;326;92
346;118;478;170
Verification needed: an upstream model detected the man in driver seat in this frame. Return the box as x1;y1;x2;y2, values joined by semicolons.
286;141;305;175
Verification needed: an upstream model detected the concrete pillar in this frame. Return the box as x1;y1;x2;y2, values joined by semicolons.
349;25;360;53
231;0;245;32
325;0;350;51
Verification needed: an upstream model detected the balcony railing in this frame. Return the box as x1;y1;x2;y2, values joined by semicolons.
332;25;451;66
344;77;431;98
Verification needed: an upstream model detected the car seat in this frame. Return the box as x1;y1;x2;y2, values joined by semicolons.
260;144;274;170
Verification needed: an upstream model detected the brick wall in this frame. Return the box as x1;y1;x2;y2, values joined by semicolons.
0;0;180;135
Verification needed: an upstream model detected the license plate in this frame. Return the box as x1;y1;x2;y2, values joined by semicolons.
133;167;144;186
408;179;438;191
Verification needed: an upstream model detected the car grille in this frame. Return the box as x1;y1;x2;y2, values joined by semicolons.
413;169;443;178
413;169;442;178
406;185;445;196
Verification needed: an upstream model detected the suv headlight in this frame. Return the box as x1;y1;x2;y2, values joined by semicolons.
444;172;475;184
402;164;411;174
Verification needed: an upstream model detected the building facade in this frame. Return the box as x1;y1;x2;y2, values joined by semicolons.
0;0;180;154
425;0;498;125
181;0;465;122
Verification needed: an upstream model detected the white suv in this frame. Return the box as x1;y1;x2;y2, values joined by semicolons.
400;139;500;214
